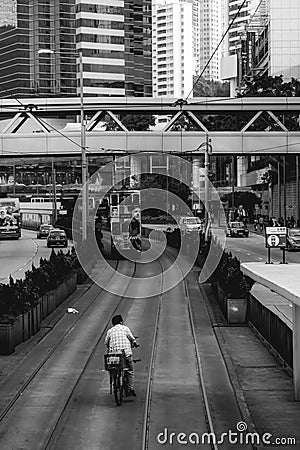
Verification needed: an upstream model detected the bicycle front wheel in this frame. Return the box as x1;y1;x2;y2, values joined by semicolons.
113;372;123;406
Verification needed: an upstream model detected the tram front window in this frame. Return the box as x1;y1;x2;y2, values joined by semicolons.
111;222;120;234
111;195;118;206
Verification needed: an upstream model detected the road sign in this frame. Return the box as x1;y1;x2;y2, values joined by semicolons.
265;227;287;248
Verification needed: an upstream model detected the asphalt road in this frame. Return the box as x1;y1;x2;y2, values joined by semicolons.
0;229;73;283
224;231;300;264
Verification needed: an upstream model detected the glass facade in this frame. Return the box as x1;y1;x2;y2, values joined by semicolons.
0;0;152;98
124;0;152;96
76;0;152;97
0;0;76;98
269;0;300;80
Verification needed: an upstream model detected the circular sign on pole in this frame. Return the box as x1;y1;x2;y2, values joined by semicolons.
267;235;279;247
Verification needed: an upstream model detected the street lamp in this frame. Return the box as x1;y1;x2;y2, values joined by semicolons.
51;158;57;224
38;48;87;241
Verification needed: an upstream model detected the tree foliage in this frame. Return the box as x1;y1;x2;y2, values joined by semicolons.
193;76;230;97
140;173;191;204
238;74;300;97
221;191;262;211
121;114;155;131
105;114;155;131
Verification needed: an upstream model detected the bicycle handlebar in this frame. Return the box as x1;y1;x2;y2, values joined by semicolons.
133;359;141;363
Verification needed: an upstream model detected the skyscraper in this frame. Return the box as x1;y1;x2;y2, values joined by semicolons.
0;0;152;98
197;0;220;80
75;0;152;97
0;0;77;98
152;0;193;98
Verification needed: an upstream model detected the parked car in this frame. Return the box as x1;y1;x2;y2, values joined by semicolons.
226;221;249;237
178;216;203;234
37;224;54;239
286;228;300;251
47;229;68;248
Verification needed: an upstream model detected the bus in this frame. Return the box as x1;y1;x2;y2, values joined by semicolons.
0;198;21;239
108;189;141;255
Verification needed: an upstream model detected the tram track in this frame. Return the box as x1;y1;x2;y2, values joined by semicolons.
164;247;256;450
148;249;219;450
141;257;164;450
44;259;139;449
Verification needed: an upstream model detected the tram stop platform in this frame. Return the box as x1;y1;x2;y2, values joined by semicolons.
241;263;300;402
200;273;300;449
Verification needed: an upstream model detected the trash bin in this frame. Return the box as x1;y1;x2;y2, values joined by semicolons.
227;298;247;324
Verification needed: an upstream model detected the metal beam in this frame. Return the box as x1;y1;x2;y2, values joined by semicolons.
0;96;299;115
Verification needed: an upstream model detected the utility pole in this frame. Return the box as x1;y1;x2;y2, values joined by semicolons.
52;158;57;225
277;159;281;219
231;156;235;217
79;50;87;241
283;155;286;225
204;134;210;228
296;155;299;227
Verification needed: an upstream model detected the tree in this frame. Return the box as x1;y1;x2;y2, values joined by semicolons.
140;174;191;204
221;191;262;214
238;74;300;97
105;114;155;131
193;76;230;97
121;114;155;131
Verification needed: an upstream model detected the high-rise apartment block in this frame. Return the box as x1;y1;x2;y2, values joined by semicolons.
197;0;220;80
152;0;221;99
152;0;193;98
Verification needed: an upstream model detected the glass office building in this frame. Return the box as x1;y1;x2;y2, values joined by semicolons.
76;0;152;97
0;0;152;98
0;0;77;98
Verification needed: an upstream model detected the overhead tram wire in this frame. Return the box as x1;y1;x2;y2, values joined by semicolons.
185;0;249;102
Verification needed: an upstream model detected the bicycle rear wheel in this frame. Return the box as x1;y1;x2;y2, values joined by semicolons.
113;372;123;406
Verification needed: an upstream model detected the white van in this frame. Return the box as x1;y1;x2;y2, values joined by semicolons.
178;216;203;233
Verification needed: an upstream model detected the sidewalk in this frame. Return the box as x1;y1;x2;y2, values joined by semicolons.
200;282;300;448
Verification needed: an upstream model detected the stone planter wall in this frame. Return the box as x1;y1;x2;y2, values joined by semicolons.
0;273;77;355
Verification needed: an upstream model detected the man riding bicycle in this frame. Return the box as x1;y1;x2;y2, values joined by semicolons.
105;315;139;397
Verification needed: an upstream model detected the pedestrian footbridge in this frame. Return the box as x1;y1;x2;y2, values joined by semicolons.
0;97;299;157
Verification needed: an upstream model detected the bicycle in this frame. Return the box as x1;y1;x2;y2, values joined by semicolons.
104;349;141;406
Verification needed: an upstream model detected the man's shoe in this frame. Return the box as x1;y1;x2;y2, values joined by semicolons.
127;389;136;397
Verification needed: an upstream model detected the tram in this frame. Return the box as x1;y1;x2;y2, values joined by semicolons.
108;189;141;256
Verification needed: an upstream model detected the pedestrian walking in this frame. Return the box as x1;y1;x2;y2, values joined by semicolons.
258;215;264;232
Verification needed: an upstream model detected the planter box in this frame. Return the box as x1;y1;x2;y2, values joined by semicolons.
0;324;14;355
0;274;77;355
227;298;248;324
212;282;248;324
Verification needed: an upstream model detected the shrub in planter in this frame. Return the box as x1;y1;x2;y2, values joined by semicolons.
0;250;76;324
199;237;254;323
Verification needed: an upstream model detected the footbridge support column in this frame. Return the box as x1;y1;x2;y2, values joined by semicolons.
130;154;141;187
